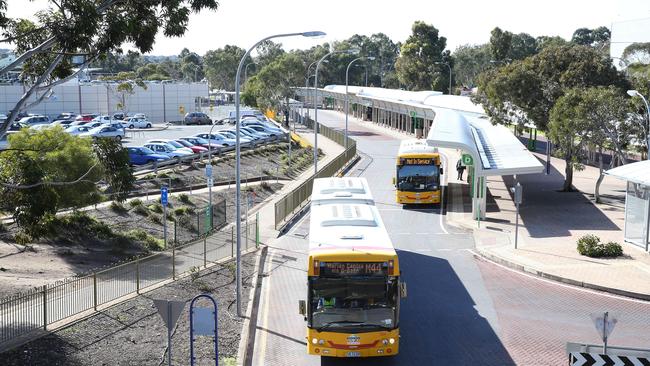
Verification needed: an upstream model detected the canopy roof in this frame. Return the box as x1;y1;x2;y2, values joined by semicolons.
605;160;650;186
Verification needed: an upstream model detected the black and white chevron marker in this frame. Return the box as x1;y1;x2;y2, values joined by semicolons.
570;352;650;366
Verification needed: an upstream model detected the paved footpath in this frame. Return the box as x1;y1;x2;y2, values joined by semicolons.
246;110;650;366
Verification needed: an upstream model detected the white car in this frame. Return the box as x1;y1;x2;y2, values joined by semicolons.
143;142;193;158
79;126;125;140
19;115;50;127
65;125;92;136
146;139;193;154
217;130;254;144
122;117;152;129
194;133;236;147
92;115;114;124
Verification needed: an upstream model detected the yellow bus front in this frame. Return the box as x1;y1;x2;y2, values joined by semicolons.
304;251;402;358
395;154;442;204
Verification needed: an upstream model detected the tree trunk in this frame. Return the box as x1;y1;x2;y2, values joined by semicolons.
595;147;604;203
563;160;574;192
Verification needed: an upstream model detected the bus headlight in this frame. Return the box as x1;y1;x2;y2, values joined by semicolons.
382;339;389;345
312;338;318;344
389;338;395;344
318;339;325;345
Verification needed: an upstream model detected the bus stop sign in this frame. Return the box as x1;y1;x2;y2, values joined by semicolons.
462;154;473;166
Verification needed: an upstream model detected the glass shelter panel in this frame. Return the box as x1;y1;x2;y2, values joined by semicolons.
624;181;650;249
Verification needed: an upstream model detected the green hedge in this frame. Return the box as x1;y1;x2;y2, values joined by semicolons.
577;234;623;258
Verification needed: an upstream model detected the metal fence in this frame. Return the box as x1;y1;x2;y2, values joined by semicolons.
274;117;357;229
0;220;258;350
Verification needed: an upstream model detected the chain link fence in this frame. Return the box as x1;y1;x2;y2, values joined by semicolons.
0;219;258;350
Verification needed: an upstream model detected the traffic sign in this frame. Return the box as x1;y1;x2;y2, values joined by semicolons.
161;186;168;206
179;105;185;115
192;307;216;336
153;299;186;329
207;178;213;187
205;164;213;178
590;312;617;340
410;111;417;118
569;352;650;366
461;153;473;166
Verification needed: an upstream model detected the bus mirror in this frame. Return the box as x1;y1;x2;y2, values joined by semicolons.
440;168;443;175
392;177;396;186
299;300;306;316
400;282;407;298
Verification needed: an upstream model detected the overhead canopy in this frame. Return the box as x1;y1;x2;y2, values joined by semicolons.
605;160;650;186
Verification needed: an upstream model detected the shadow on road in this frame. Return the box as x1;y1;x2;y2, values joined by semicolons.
321;250;515;366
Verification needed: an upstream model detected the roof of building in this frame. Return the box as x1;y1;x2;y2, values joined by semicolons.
605;160;650;186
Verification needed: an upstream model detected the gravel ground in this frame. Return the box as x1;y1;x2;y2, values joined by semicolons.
1;252;257;366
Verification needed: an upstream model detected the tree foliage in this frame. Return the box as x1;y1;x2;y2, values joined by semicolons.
395;21;450;92
92;138;134;203
203;45;249;90
242;53;305;111
452;44;491;88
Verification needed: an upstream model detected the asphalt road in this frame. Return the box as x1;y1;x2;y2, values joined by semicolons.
251;110;650;366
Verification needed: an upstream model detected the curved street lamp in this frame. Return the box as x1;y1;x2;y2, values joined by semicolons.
434;61;452;95
313;48;359;173
628;89;650;160
345;56;375;147
232;30;325;317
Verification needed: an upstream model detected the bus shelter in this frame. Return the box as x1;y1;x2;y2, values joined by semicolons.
426;109;544;220
605;160;650;251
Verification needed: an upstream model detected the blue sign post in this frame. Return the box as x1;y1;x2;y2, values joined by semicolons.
161;186;168;248
189;294;218;366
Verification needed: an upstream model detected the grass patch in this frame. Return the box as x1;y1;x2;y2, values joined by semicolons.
149;214;162;225
129;199;143;208
148;203;163;214
119;229;164;251
14;232;32;245
174;207;188;216
179;193;192;205
0;221;6;233
133;205;149;216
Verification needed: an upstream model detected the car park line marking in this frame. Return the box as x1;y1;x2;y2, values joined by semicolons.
472;249;650;304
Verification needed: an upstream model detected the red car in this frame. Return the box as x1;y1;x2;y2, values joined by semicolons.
175;139;208;153
75;113;98;122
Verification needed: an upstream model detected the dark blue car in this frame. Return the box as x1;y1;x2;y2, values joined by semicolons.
127;146;170;165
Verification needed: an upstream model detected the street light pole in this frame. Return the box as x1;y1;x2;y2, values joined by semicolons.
234;31;325;317
314;49;358;174
244;63;255;85
434;61;452;95
206;123;219;217
628;90;650;160
346;56;375;148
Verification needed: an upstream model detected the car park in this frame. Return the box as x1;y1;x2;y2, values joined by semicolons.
174;139;208;153
127;146;170;165
65;125;92;136
122;117;152;129
146;139;194;154
194;133;235;147
79;125;125;140
143;142;193;159
217;130;253;144
184;112;212;125
241;126;272;139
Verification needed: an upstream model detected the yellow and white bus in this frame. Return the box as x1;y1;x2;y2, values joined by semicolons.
299;177;406;358
394;139;443;204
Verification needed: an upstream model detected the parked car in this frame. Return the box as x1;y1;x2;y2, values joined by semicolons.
143;143;193;159
241;126;272;139
179;136;213;149
65;125;92;136
194;133;235;147
0;133;10;150
75;114;98;122
132;113;147;119
127;146;170;165
233;128;262;141
55;112;77;120
19;115;50;127
184;112;212;125
84;122;104;129
92;115;114;124
146;139;193;154
51;118;75;127
243;123;282;138
122;117;152;129
6;122;27;131
217;130;253;144
241;120;283;132
79;125;125;140
174;139;208;153
112;112;126;120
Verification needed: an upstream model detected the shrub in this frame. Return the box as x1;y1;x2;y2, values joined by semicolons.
148;203;163;213
14;231;32;245
133;205;149;216
109;201;127;214
577;234;623;258
121;229;164;251
179;193;192;205
149;213;162;225
166;212;175;222
129;199;143;208
174;207;187;216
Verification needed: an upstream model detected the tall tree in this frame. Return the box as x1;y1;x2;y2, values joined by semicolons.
395;21;449;91
452;44;491;87
242;53;305;112
203;45;249;91
0;0;219;138
489;27;512;62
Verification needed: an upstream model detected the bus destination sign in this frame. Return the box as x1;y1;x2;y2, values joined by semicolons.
321;262;387;276
401;158;434;165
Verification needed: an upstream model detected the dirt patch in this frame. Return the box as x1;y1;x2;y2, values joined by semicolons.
1;251;257;365
0;183;281;297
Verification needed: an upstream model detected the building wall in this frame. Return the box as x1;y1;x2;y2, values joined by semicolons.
0;82;209;123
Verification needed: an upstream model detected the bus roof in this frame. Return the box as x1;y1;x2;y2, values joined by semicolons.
311;177;374;205
309;202;395;252
398;139;438;156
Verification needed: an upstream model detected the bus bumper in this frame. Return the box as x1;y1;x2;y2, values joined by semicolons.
396;190;440;204
307;329;399;357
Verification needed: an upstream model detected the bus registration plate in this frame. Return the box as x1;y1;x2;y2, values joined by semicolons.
346;351;361;357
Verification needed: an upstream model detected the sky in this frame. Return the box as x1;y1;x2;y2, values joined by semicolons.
3;0;650;57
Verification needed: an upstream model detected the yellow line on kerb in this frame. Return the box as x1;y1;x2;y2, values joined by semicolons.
257;250;274;362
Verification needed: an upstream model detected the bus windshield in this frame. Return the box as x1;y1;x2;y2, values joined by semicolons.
396;164;439;192
309;277;398;332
